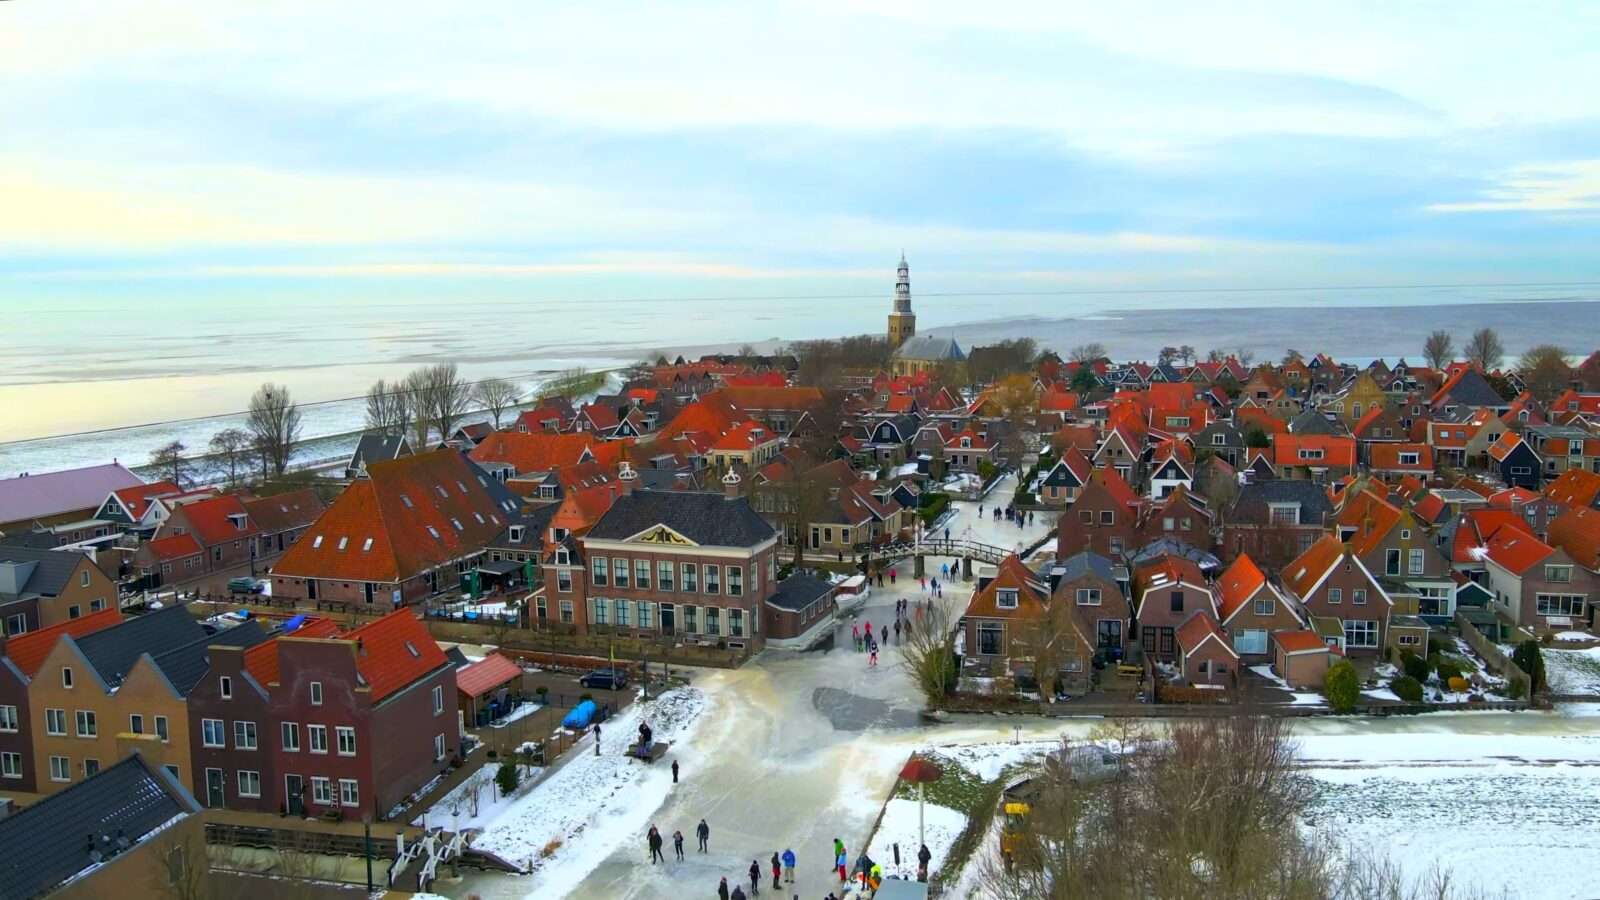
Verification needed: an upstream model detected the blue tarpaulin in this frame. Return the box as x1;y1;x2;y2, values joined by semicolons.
562;700;598;730
283;614;307;632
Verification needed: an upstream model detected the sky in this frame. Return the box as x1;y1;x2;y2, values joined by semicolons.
3;1;1600;308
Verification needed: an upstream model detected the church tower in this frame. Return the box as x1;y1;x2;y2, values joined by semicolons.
887;252;916;349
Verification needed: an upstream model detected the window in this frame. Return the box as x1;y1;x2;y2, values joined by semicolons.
61;667;73;689
337;537;348;551
730;609;744;637
1408;549;1425;575
1268;504;1300;526
1511;466;1532;477
703;565;720;594
435;733;446;761
309;724;328;753
1328;588;1342;604
1400;529;1411;541
681;563;697;592
336;726;356;755
1397;633;1421;647
282;722;301;752
219;676;232;699
5;614;25;636
313;535;324;548
1212;433;1228;446
1344;620;1378;648
234;720;257;750
1546;565;1574;584
432;685;444;715
593;596;609;624
658;561;674;591
978;622;1003;655
1298;448;1325;461
996;589;1019;609
0;705;16;732
1385;549;1401;576
202;718;225;747
557;569;573;592
340;778;359;807
1233;629;1268;655
1163;517;1175;532
591;557;608;587
1536;594;1586;617
238;770;261;798
49;756;70;782
1253;595;1275;616
312;777;332;804
1099;510;1115;526
1079;510;1093;524
0;752;19;778
726;566;742;597
1169;591;1183;613
1352;589;1368;605
560;599;574;624
89;598;104;612
130;713;144;734
310;682;323;705
704;607;720;636
1076;588;1101;606
67;605;80;620
616;599;631;627
75;709;96;738
613;558;629;588
639;601;655;630
362;537;373;552
635;559;651;589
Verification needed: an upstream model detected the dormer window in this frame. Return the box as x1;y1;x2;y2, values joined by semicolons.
1399;452;1419;466
451;518;464;531
555;548;571;566
510;525;525;543
436;485;449;498
996;589;1019;610
405;640;420;658
552;527;569;542
426;526;441;539
400;494;414;508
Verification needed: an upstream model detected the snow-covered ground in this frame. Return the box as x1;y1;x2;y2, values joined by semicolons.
415;766;544;832
1540;646;1600;696
488;702;543;728
865;798;965;881
926;740;1055;781
466;688;705;891
1249;664;1327;707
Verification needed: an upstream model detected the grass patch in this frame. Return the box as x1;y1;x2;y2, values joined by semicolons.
892;755;990;814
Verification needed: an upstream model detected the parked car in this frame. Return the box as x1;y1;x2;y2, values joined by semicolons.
227;576;265;595
579;667;628;690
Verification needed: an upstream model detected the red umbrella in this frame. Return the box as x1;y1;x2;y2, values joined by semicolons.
900;757;943;854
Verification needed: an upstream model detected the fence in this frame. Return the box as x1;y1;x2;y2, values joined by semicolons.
1455;609;1533;699
424;620;753;669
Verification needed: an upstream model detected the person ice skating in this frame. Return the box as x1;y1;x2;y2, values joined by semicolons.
782;847;796;883
719;876;730;900
593;722;601;756
673;829;685;861
868;643;878;667
729;885;745;900
749;859;761;895
648;825;664;863
944;527;950;541
918;843;932;881
832;838;844;863
771;852;782;890
864;619;872;640
889;568;896;585
851;623;861;651
881;625;887;645
672;759;680;783
836;847;849;881
893;619;901;641
698;818;710;852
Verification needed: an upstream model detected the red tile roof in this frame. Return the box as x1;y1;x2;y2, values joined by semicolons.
721;371;788;388
710;420;775;452
471;432;597;473
3;607;124;676
1215;554;1267;623
243;618;341;687
1369;443;1433;473
1450;508;1534;564
345;609;450;701
455;652;524;698
1135;554;1208;594
109;481;183;520
1272;629;1329;654
1487;432;1525;462
1273;435;1357;469
1412;492;1448;525
1283;535;1346;598
145;532;203;562
1176;611;1235;657
1548;507;1600;571
273;449;510;584
1546;469;1600;509
1483;528;1555;575
965;554;1050;619
178;494;259;546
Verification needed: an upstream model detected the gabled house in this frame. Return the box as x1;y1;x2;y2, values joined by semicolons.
1321;372;1389;427
1223;479;1334;569
1147;440;1194;499
243;488;326;562
1430;367;1509;416
0;607;123;791
1279;535;1394;657
0;547;120;634
0;463;144;535
1175;611;1239;687
149;494;260;575
344;433;412;479
1480;527;1600;630
1272;435;1357;481
1488;432;1541;490
1137;485;1212;552
1546;469;1600;511
1132;555;1215;662
1038;447;1092;507
1369;443;1434;480
1196;421;1245;467
963;555;1092;694
1352;406;1408;462
1055;469;1142;560
1213;553;1301;662
92;481;184;536
1051;550;1131;656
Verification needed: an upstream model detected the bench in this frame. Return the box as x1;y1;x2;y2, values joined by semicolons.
625;741;671;763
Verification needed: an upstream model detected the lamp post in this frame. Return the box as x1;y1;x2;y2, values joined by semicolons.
362;813;374;892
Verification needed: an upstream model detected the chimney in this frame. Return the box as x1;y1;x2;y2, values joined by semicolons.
722;468;743;500
618;462;638;496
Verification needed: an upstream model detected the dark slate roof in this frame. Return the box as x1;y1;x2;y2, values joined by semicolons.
152;620;269;695
1230;479;1335;525
767;573;836;611
351;433;410;467
75;604;208;688
1443;369;1507;407
0;530;63;551
0;546;89;600
1289;409;1344;436
892;335;966;362
1056;550;1118;584
0;754;195;900
586;489;778;547
445;647;471;669
1128;538;1221;571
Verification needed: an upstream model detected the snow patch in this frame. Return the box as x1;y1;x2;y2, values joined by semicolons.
866;798;966;881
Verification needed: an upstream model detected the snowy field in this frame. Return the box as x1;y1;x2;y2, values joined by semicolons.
866;798;965;881
466;688;705;892
1539;647;1600;696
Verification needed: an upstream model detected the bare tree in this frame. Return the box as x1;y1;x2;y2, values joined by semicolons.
901;600;960;706
364;377;412;437
543;366;605;401
149;440;190;487
147;828;209;900
1423;330;1455;369
1282;348;1304;365
1518;344;1572;401
1177;345;1196;366
208;427;252;490
1465;327;1504;371
1157;346;1179;365
1206;348;1228;363
416;363;472;445
247;383;302;476
404;369;433;448
474;376;522;429
1069;343;1107;364
1234;347;1257;368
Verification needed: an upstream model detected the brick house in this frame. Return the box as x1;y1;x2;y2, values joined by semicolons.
1131;555;1215;662
764;572;838;649
1271;629;1336;689
1050;550;1130;656
962;555;1093;694
549;472;780;650
1137;485;1212;553
1175;611;1238;687
272;449;517;608
1368;443;1435;480
1279;535;1393;656
243;488;325;562
150;494;260;575
1480;527;1600;631
1055;469;1142;560
1037;447;1092;507
1272;435;1357;481
1222;480;1333;570
1213;553;1301;663
0;547;120;634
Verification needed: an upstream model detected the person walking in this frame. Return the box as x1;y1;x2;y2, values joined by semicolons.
881;625;888;645
782;847;796;883
673;829;685;861
836;846;849;882
918;843;932;881
697;818;710;852
729;885;745;900
893;619;901;642
748;859;761;895
851;623;861;651
889;568;896;585
771;852;782;890
718;876;731;900
648;825;664;864
672;759;680;783
944;527;950;541
868;642;878;667
593;722;601;756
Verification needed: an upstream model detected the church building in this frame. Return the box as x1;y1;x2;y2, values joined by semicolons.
886;254;964;377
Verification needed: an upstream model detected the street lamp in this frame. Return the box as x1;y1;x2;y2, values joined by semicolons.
362;813;374;892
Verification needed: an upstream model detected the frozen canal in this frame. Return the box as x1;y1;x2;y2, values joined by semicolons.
438;475;1600;899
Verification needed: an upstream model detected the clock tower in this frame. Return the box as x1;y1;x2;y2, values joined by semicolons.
887;252;916;349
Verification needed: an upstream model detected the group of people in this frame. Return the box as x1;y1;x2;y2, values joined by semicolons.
917;574;944;601
647;817;711;864
713;847;797;899
977;503;1034;528
851;619;885;666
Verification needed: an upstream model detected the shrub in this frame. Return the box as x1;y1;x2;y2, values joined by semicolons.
1447;676;1471;693
977;459;998;483
1401;651;1431;682
1391;675;1424;703
495;760;521;797
919;492;950;525
1507;678;1527;700
1512;640;1546;694
1435;660;1464;683
1324;660;1360;713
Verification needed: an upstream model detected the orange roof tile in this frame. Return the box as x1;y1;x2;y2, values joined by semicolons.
470;432;597;473
1283;535;1346;598
1548;507;1600;571
1272;629;1329;654
109;481;183;520
346;609;450;701
1546;469;1600;509
1215;554;1267;622
455;652;524;698
178;493;259;546
3;607;123;677
145;532;203;562
1177;610;1234;657
1483;528;1555;575
1370;443;1433;473
1273;435;1357;469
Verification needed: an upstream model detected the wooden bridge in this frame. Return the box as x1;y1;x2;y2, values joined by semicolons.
874;537;1021;579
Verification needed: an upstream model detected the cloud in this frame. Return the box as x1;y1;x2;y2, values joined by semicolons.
1428;161;1600;213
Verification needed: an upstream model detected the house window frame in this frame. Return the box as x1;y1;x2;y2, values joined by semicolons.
201;718;225;748
237;770;262;798
339;778;359;807
996;588;1019;610
234;720;257;750
1343;619;1378;648
1076;588;1101;606
282;722;300;752
309;724;328;754
312;776;332;805
75;709;97;738
336;725;357;756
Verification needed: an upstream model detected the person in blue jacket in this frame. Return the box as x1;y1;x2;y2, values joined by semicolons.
781;847;796;883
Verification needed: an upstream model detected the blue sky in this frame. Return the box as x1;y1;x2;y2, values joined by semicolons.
3;0;1600;303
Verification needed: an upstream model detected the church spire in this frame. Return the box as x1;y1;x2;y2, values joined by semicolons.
888;253;916;348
